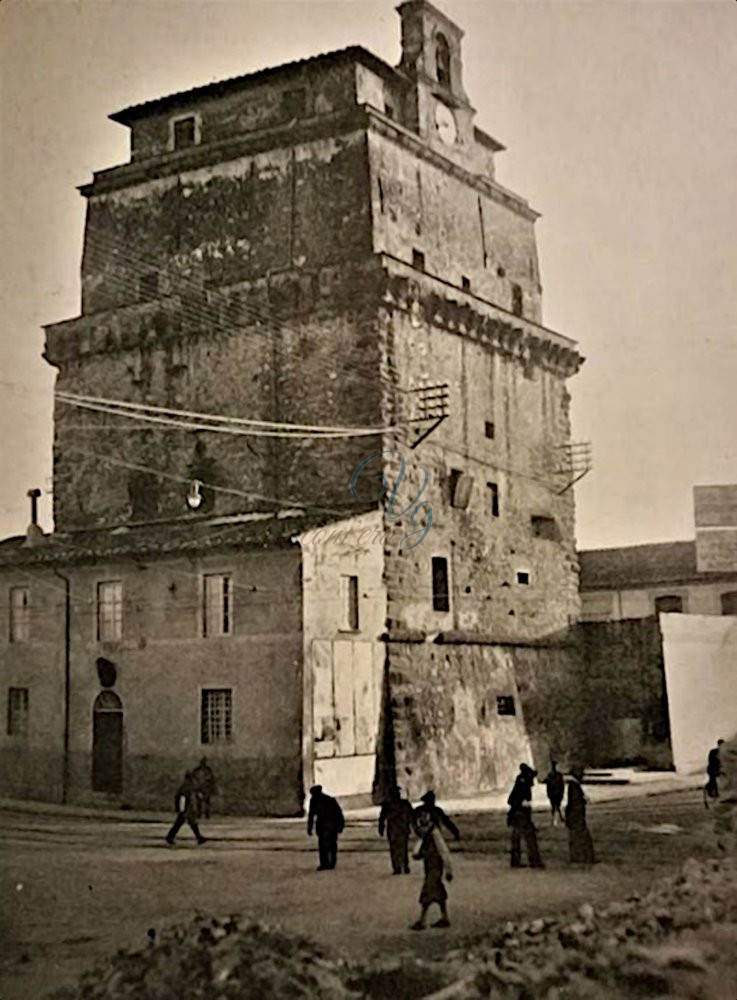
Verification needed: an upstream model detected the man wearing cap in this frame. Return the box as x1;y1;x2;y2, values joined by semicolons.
507;763;544;869
307;785;345;870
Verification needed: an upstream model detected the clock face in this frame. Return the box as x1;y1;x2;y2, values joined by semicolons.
434;102;457;145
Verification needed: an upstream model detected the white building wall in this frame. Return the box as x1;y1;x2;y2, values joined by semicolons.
661;612;737;774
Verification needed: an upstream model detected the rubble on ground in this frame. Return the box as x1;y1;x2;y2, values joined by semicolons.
51;858;737;999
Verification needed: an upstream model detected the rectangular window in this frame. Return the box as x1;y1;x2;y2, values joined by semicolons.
461;275;471;292
432;556;450;613
340;575;359;631
9;587;30;642
412;249;426;271
497;695;516;717
7;687;29;736
200;688;232;745
384;102;395;120
203;574;232;637
172;115;197;150
484;421;495;440
654;594;683;614
487;482;500;518
97;581;122;642
516;570;531;586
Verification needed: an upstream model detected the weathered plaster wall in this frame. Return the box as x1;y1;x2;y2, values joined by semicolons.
0;568;66;802
299;510;387;798
661;613;737;774
369;131;541;321
581;581;737;622
0;548;304;814
379;290;580;642
129;61;361;161
386;641;533;799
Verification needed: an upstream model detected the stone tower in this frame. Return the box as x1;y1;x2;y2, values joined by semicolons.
43;1;584;797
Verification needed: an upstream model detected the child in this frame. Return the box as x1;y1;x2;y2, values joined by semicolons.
410;806;453;930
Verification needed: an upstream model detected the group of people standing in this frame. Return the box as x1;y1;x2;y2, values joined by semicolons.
509;760;596;868
307;762;595;931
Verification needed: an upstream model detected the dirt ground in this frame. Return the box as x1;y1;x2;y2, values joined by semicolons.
0;789;716;1000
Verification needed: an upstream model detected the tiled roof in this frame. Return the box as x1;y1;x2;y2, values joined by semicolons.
109;46;404;125
0;512;338;568
577;540;737;590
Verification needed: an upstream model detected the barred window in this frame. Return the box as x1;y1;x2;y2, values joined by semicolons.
9;587;30;642
203;574;232;637
97;581;122;641
201;688;232;745
7;687;29;736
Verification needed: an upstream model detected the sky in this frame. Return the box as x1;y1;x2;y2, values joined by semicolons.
0;0;735;549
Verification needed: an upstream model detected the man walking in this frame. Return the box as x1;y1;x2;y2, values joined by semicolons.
192;757;217;819
307;785;345;870
507;763;544;869
166;772;207;845
543;760;565;826
378;785;414;874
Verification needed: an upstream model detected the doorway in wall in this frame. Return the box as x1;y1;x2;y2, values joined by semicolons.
92;690;123;794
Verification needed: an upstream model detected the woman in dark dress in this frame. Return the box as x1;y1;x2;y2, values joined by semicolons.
565;765;596;864
410;807;452;929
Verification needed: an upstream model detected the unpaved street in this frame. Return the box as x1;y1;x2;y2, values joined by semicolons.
0;790;712;999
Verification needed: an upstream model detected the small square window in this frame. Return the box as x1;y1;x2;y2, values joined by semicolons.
497;695;516;716
97;581;122;642
203;574;232;637
200;688;232;744
412;249;426;271
172;115;197;150
516;571;530;586
7;687;29;736
461;276;471;292
431;556;450;613
9;586;30;642
487;482;500;518
484;421;495;440
341;574;359;631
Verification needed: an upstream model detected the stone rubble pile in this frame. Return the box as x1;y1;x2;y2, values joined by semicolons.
412;856;737;998
51;916;360;1000
51;858;737;1000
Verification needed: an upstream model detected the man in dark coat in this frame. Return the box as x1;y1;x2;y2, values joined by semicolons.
192;757;217;819
307;785;345;870
706;740;725;800
378;785;414;874
166;771;207;845
507;763;544;868
565;765;595;864
543;760;565;826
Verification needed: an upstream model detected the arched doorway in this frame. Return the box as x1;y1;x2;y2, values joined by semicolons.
92;691;123;794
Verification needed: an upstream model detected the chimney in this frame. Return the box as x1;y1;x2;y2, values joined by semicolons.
24;488;45;547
